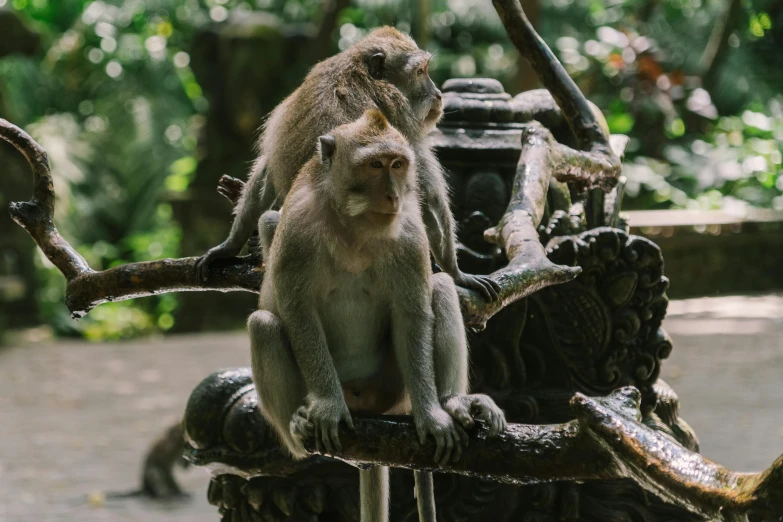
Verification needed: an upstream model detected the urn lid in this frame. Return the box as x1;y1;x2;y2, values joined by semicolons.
440;78;527;128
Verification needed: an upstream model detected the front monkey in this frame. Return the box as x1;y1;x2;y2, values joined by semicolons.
250;110;506;522
196;27;577;300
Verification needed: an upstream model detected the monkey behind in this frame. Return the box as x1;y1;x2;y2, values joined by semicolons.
196;26;503;301
260;26;439;201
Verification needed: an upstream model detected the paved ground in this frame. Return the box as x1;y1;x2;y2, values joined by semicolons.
1;295;782;521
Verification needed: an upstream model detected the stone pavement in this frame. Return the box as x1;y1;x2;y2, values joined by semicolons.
1;295;782;521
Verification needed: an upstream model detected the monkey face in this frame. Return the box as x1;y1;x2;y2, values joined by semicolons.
335;146;414;229
389;51;443;130
352;153;412;221
319;110;416;232
366;45;443;131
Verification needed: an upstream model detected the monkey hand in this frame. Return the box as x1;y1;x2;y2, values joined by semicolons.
441;394;507;438
415;406;469;466
452;271;502;302
299;395;354;455
193;241;242;283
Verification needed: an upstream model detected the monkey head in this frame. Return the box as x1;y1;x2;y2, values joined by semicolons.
318;109;416;233
355;27;444;132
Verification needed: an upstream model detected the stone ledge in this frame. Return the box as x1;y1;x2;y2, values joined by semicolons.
627;209;783;299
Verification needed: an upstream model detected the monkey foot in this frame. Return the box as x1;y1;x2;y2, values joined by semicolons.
289;406;314;445
441;394;507;438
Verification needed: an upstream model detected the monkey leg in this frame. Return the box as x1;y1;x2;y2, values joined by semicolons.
414;470;437;522
360;465;389;522
247;310;309;460
431;273;507;437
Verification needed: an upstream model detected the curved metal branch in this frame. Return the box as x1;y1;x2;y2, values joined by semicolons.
491;0;621;169
299;387;783;522
462;125;629;328
1;118;261;318
3;118;89;281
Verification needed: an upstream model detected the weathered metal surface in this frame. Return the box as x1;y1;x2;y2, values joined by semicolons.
183;376;782;521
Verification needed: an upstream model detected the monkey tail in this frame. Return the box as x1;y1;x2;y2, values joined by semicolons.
102;489;146;500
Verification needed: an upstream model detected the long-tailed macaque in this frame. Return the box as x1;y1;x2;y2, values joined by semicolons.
249;110;506;522
102;422;189;500
195;27;510;300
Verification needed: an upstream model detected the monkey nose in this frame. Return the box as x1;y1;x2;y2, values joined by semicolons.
387;195;400;211
434;90;442;100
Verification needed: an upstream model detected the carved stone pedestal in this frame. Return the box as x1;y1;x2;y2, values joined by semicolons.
178;80;770;522
182;228;702;521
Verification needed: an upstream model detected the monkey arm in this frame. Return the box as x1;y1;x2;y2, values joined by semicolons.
270;222;345;401
279;305;343;401
389;281;467;464
193;162;276;283
417;152;501;302
273;258;343;402
223;165;267;252
420;180;457;278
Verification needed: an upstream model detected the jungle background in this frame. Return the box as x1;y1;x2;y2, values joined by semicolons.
1;0;781;340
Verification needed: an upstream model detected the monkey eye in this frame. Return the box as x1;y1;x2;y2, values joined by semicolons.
392;160;403;169
370;160;383;169
417;69;424;76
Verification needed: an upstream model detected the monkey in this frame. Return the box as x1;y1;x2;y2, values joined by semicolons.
195;26;544;302
100;422;189;500
248;110;506;522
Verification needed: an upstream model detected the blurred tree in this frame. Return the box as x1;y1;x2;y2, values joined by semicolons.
1;0;205;338
535;0;783;211
0;7;40;339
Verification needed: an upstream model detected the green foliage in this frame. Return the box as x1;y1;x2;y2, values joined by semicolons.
535;0;783;210
2;0;206;339
625;103;783;210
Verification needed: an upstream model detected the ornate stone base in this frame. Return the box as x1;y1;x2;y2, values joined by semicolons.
181;228;727;522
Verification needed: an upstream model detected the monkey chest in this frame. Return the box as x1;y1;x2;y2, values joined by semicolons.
319;275;391;381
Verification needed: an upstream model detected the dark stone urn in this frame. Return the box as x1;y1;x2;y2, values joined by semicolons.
182;79;701;521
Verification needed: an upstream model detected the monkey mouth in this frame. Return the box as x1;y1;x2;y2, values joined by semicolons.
424;105;443;124
368;211;399;225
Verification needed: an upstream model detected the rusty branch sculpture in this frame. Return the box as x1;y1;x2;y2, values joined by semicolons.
2;118;261;318
295;388;782;522
1;123;626;325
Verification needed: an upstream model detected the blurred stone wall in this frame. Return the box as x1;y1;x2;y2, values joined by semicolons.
630;214;783;299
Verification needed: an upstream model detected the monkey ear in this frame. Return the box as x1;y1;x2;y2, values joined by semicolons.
368;52;385;80
366;109;389;130
319;135;336;164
